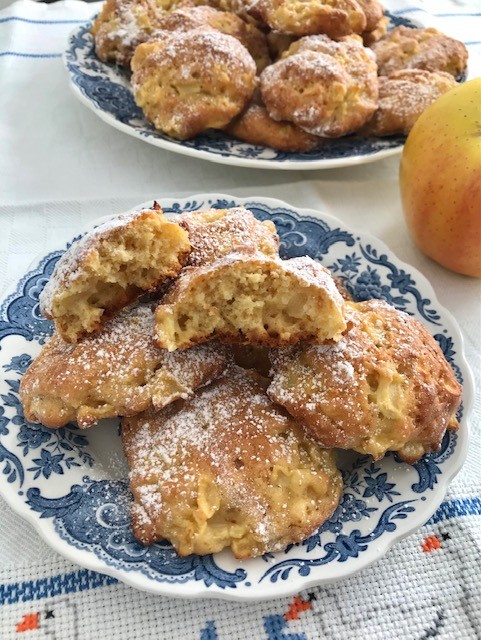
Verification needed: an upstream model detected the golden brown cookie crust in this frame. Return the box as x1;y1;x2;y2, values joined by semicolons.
39;205;191;343
268;299;462;463
131;29;257;139
177;206;279;267
225;103;321;152
122;365;343;557
90;0;171;65
371;26;468;77
361;13;387;46
20;305;230;429
153;5;271;72
361;69;456;137
248;0;367;38
355;0;383;32
260;35;378;137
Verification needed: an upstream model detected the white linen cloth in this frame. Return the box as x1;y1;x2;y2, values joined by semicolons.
0;1;480;638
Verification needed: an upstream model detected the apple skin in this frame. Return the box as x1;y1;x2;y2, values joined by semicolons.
399;77;481;277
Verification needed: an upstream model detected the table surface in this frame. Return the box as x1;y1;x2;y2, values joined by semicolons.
0;1;480;639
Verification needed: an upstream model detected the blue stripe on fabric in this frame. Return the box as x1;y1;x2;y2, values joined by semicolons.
0;569;118;606
427;497;481;524
0;497;479;606
0;51;61;58
0;16;86;24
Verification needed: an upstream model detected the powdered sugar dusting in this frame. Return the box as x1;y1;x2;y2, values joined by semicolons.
124;366;324;546
23;304;229;427
177;206;279;267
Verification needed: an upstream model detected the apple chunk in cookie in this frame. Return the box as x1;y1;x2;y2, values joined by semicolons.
154;252;346;350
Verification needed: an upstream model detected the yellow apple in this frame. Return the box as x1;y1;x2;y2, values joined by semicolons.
399;77;481;277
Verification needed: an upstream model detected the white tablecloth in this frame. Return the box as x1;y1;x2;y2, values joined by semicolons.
0;1;480;638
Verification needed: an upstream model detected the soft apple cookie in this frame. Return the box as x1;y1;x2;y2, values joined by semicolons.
225;103;321;152
40;205;190;343
153;5;270;72
248;0;367;38
20;304;230;429
154;252;346;350
371;26;468;78
90;0;179;66
361;69;457;136
260;35;378;137
122;365;343;557
131;29;256;139
176;206;279;267
268;299;462;463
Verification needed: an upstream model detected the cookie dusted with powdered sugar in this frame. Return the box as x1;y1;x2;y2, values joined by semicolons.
152;5;270;72
39;204;191;343
131;29;256;139
122;365;342;557
268;299;462;463
90;0;183;66
176;206;279;267
154;251;346;350
248;0;367;38
260;35;378;137
20;304;230;429
371;26;468;77
361;69;456;137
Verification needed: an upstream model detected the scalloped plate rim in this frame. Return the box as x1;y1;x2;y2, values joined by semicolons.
0;193;474;601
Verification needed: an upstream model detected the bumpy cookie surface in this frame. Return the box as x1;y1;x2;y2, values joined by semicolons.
268;299;462;463
225;103;321;152
90;0;177;65
371;26;468;77
122;366;343;557
20;305;230;428
362;69;456;136
131;29;256;139
176;206;279;267
261;35;378;137
248;0;367;38
39;205;190;343
153;5;270;72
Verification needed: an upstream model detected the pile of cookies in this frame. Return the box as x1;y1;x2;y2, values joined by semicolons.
20;205;462;558
89;0;468;151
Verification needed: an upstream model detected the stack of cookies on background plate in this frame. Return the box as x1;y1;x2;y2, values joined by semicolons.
88;0;468;150
19;205;462;559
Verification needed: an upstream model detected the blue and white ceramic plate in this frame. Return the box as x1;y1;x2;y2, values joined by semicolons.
64;14;422;170
0;195;473;601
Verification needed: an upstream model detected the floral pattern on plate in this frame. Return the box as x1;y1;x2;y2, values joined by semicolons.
0;195;472;600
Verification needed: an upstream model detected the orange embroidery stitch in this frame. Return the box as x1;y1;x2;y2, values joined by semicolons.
16;613;40;632
285;595;312;621
421;535;442;552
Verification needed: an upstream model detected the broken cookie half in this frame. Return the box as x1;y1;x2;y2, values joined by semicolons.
154;251;347;351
